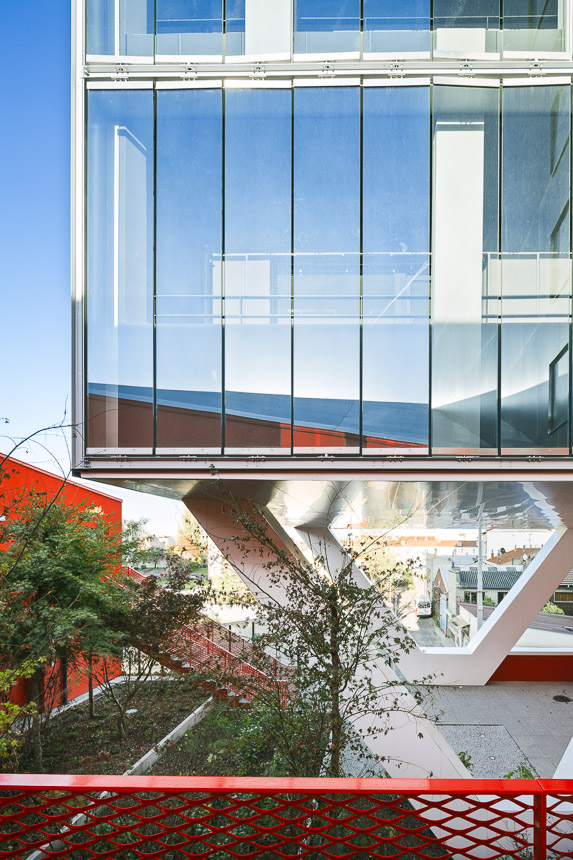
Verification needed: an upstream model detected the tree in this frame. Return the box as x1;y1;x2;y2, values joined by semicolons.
0;474;126;769
177;511;209;565
201;487;434;779
93;550;210;742
0;662;40;772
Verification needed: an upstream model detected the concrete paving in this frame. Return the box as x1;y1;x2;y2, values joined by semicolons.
422;681;573;778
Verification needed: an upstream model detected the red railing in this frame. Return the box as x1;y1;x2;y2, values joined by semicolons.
169;623;292;702
122;567;293;702
1;776;572;859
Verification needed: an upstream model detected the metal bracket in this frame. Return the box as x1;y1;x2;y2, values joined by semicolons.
529;61;544;77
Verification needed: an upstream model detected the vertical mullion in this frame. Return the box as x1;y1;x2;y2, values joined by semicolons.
84;88;89;451
290;85;295;455
567;85;573;452
152;86;157;454
430;0;434;59
498;83;503;456
428;81;434;455
359;81;364;454
223;0;226;61
221;87;226;454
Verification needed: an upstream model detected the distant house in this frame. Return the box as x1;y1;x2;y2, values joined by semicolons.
553;568;573;615
457;566;523;606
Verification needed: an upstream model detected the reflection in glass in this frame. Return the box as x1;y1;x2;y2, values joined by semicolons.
155;0;223;57
501;85;571;451
87;0;154;57
504;0;565;53
226;0;246;55
294;0;360;54
224;89;292;450
156;90;222;450
87;90;154;449
294;87;360;451
434;0;500;54
118;0;154;56
363;0;430;54
363;86;430;450
87;0;115;55
432;86;500;453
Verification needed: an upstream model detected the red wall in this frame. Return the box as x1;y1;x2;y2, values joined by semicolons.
490;654;573;683
2;453;124;709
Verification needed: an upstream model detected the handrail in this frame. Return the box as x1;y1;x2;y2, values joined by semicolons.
2;775;573;860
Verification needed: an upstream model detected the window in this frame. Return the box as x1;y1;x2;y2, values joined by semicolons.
294;0;360;54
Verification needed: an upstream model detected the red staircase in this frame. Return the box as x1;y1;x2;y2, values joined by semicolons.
122;567;291;707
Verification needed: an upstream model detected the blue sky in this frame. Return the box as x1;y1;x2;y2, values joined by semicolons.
0;1;182;535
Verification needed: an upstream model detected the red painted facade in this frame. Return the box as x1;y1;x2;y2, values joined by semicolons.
1;453;123;709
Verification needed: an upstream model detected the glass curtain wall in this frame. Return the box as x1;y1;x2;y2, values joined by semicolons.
86;0;245;58
294;0;361;54
363;1;430;54
86;83;573;457
224;89;292;451
293;86;361;452
363;85;430;451
155;1;223;58
431;85;500;453
501;84;571;452
87;89;154;450
433;1;500;55
226;0;247;55
87;0;155;57
156;89;223;451
504;1;566;53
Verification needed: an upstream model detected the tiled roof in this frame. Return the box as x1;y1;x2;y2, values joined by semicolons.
458;567;522;590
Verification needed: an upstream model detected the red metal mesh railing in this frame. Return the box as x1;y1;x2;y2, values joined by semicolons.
2;776;572;860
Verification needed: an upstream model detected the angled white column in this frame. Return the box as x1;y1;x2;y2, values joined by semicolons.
186;496;469;779
296;523;573;686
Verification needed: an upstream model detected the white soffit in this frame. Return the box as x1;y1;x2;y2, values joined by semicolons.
86;81;153;89
223;79;292;88
156;80;223;89
363;77;430;87
503;76;572;86
294;77;361;87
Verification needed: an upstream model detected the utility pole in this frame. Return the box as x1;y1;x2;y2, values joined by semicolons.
477;517;484;630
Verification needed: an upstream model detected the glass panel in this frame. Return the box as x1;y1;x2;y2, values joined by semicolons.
87;90;154;450
434;0;500;54
226;0;246;55
156;90;223;450
119;0;154;56
431;86;500;453
87;0;115;54
363;86;430;451
504;0;565;53
294;87;360;451
224;89;292;450
501;85;571;451
363;0;430;54
155;0;223;57
294;0;360;54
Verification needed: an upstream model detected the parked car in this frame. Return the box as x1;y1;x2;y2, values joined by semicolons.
416;594;432;617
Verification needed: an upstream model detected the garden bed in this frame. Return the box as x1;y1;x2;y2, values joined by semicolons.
19;674;208;775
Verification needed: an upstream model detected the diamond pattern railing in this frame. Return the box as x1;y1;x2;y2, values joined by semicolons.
2;776;572;860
